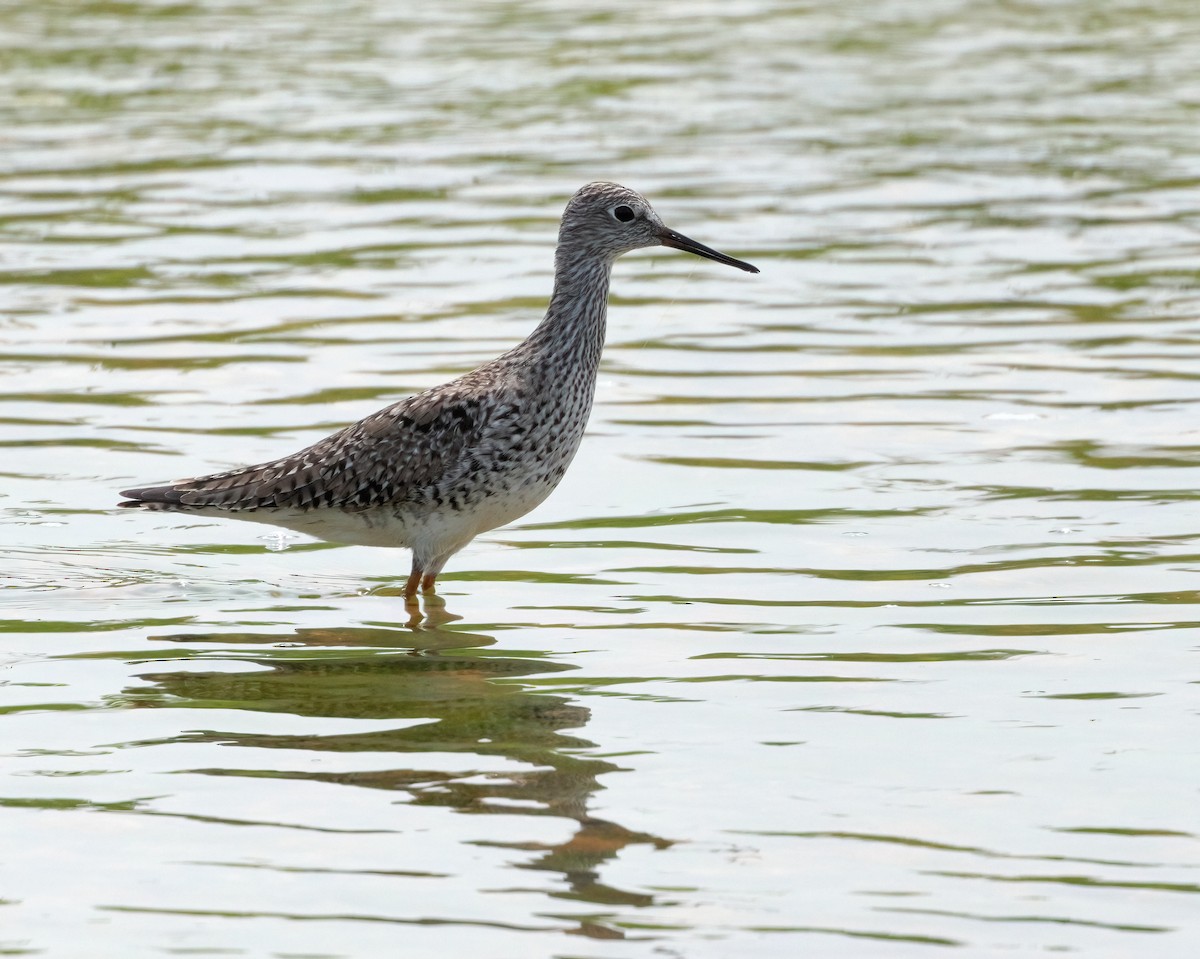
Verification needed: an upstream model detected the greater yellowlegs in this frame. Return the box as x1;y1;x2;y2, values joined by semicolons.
119;182;758;603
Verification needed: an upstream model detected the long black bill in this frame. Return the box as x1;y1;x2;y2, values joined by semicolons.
659;228;759;273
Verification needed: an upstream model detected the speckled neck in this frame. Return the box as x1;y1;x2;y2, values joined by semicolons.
522;246;614;373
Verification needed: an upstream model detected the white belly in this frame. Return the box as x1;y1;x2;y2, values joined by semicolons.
194;476;558;557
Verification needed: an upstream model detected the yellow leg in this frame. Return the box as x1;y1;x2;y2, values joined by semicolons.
403;568;423;606
420;572;437;594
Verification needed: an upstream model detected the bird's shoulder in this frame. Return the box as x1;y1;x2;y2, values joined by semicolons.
293;373;510;496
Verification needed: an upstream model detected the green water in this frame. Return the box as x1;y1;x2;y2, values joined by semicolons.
3;1;1200;956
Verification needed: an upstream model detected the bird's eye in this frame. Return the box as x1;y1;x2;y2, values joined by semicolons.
612;205;635;222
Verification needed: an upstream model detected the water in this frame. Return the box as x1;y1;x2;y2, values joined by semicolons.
3;0;1200;955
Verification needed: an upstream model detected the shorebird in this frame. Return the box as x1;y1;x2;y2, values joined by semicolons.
119;182;758;603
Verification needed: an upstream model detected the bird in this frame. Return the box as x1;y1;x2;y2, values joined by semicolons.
119;182;759;604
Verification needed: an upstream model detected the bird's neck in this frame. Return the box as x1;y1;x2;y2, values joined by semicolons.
524;250;613;367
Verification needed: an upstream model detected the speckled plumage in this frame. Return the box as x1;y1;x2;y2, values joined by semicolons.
119;182;758;602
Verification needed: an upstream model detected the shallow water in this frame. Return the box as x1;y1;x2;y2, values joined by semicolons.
3;0;1200;956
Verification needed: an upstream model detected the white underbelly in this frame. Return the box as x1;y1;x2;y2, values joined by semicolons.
189;477;558;554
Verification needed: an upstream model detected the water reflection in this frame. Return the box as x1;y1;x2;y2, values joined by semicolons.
124;621;670;923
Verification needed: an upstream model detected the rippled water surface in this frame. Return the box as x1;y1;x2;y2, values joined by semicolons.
4;1;1200;956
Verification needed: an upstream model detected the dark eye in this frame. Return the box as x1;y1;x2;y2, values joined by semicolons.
613;205;635;222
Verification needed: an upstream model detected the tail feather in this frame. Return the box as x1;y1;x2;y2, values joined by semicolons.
119;482;207;510
118;464;297;512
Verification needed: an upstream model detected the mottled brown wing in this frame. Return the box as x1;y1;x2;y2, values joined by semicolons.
119;388;485;512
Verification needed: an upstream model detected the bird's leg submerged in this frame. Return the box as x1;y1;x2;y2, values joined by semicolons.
404;556;442;606
403;562;424;606
414;550;455;602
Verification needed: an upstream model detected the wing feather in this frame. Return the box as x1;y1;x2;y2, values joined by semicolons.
119;387;487;512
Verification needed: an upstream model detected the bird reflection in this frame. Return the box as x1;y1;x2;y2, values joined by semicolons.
125;618;670;929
